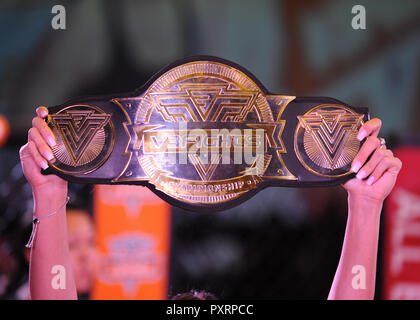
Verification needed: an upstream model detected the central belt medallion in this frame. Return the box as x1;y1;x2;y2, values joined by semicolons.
112;61;296;205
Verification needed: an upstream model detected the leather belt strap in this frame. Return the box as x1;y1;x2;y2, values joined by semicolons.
42;56;369;212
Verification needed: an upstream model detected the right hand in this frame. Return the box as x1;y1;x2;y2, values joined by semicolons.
19;106;67;192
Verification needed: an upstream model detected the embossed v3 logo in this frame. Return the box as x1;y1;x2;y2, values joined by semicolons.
49;105;113;171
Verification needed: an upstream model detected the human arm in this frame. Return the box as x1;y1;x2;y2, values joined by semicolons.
19;106;77;299
328;118;402;300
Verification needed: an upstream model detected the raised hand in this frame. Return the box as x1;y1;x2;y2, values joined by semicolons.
343;118;402;204
19;106;67;192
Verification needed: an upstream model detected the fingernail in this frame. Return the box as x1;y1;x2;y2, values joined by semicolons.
43;150;54;161
356;170;367;180
40;160;48;170
357;130;367;141
351;162;362;173
366;176;375;186
47;136;56;147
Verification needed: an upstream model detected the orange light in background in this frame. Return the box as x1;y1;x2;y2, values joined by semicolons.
91;184;171;300
0;114;10;147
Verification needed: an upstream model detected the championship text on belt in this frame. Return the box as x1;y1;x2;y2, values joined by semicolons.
43;56;369;212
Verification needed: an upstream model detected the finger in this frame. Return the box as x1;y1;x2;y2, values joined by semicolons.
19;143;38;173
351;136;381;173
355;147;393;180
357;118;382;141
365;156;402;186
32;116;56;148
36;106;49;119
19;143;32;161
27;140;49;170
28;127;55;162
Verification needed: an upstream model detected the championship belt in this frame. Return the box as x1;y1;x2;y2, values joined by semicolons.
43;56;369;212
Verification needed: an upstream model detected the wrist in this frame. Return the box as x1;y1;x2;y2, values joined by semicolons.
33;185;68;215
347;193;383;221
347;193;383;210
33;183;67;199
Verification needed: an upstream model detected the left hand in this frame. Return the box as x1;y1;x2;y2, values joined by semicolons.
342;118;402;204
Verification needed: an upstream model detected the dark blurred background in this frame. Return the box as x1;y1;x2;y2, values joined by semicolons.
0;0;420;300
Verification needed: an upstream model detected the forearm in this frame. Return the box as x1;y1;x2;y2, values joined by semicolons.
29;187;77;300
328;195;382;300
